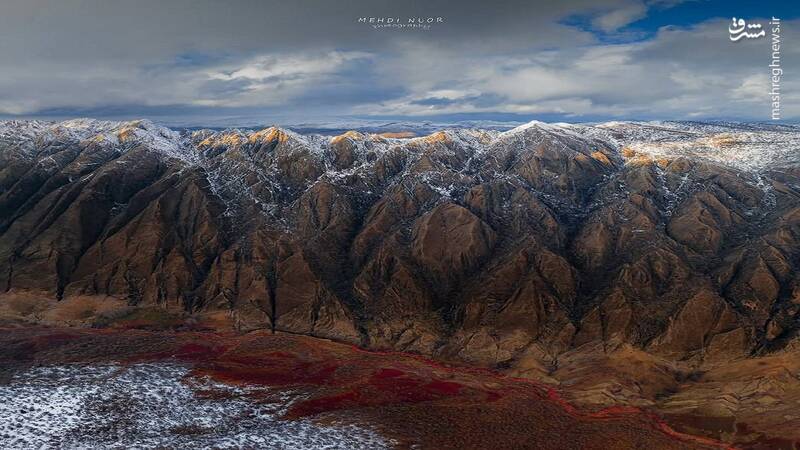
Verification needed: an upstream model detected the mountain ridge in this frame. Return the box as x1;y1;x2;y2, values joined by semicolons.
1;118;799;367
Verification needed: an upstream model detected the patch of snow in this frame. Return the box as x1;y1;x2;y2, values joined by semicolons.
594;121;800;172
0;363;393;449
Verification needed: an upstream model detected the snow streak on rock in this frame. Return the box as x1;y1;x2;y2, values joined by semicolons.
3;118;797;232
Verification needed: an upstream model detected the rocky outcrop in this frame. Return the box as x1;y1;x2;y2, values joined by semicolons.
411;203;496;288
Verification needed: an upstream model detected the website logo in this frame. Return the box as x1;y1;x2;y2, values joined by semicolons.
728;17;765;41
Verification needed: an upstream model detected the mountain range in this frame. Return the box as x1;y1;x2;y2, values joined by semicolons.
1;118;799;365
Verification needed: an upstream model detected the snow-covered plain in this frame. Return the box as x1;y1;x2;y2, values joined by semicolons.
0;363;392;449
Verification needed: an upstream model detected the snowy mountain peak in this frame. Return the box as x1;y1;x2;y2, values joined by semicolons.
2;118;799;173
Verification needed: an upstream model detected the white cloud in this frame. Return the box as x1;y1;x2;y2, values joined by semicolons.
592;1;648;32
209;52;371;83
199;51;373;107
731;74;768;102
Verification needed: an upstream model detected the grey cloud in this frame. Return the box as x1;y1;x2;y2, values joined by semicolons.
0;0;796;122
0;0;621;116
360;17;799;120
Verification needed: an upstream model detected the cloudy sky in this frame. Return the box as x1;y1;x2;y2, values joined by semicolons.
0;0;798;125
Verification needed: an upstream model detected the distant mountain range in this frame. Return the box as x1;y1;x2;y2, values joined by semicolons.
169;118;527;135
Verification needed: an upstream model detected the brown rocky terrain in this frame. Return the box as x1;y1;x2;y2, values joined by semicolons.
1;118;799;447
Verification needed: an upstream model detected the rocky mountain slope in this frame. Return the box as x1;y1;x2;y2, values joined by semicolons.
1;118;799;367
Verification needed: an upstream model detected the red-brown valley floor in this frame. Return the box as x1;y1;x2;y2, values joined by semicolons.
0;326;735;449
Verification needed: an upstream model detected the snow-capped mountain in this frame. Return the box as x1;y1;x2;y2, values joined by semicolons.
1;118;799;367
